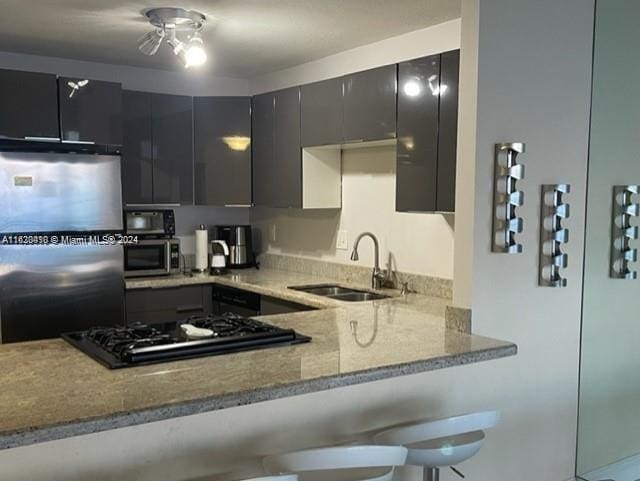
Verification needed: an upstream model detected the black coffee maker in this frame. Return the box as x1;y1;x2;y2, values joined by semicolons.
212;225;256;268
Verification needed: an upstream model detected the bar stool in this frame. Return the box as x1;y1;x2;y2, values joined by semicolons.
263;445;408;481
373;410;499;481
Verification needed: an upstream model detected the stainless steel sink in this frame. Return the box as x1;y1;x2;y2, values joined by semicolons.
328;291;389;302
288;284;390;302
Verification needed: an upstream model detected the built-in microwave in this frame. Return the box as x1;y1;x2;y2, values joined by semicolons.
124;210;175;238
124;239;181;278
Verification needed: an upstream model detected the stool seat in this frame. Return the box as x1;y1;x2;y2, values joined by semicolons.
373;411;499;481
236;477;299;481
405;430;485;467
263;445;408;481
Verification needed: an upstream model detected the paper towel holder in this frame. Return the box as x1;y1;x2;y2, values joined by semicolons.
193;224;209;274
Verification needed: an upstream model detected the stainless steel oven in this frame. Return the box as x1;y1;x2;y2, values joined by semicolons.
124;239;181;277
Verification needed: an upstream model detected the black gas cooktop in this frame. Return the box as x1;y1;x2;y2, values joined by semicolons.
62;314;311;369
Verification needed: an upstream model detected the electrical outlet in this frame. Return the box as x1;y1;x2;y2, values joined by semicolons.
270;224;277;242
337;230;349;250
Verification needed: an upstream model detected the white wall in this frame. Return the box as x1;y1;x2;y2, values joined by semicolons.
456;0;594;479
252;144;455;279
249;19;461;280
577;0;640;473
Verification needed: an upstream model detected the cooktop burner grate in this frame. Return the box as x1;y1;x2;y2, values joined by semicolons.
62;313;311;369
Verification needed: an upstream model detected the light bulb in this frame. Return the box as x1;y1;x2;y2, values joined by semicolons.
184;36;207;68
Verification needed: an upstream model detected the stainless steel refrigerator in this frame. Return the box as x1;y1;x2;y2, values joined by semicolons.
0;151;125;343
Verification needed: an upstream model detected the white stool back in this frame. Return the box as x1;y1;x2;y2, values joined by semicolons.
263;445;408;481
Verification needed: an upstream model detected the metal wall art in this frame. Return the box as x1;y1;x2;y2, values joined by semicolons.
539;184;571;287
492;142;526;253
610;185;640;279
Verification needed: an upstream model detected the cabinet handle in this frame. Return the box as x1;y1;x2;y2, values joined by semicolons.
61;140;96;145
610;185;640;279
125;203;181;207
176;305;204;314
492;142;525;253
539;184;571;287
224;204;253;208
24;136;61;142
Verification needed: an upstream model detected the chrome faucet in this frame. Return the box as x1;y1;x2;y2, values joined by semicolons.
350;232;389;289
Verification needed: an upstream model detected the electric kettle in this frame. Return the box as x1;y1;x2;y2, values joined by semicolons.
210;240;230;275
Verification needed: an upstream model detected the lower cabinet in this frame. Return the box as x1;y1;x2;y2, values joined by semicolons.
260;296;315;315
126;285;315;325
126;286;212;325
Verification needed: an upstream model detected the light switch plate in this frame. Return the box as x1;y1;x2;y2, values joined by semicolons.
337;230;349;250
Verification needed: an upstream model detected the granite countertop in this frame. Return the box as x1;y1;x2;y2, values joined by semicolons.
0;269;517;450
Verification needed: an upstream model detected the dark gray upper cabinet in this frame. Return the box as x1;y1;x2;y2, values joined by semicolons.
395;50;460;213
252;92;275;207
151;93;194;205
252;88;302;208
122;90;153;205
343;65;397;142
194;97;252;206
435;49;460;213
396;55;441;212
300;77;344;147
273;87;302;208
0;69;59;141
58;77;122;146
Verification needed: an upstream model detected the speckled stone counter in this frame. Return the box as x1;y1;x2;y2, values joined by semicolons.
0;269;516;450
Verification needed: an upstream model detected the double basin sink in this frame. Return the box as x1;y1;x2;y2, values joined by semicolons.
289;284;390;302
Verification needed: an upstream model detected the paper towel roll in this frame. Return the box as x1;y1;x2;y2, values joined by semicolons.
194;226;209;272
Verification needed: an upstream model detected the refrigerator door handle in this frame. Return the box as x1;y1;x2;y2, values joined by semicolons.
24;136;62;142
61;140;96;145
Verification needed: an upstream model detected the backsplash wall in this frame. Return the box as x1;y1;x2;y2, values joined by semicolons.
175;206;250;255
251;144;454;279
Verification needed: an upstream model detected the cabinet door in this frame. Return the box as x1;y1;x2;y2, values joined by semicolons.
260;296;315;315
122;90;153;205
300;77;343;147
435;50;460;213
0;69;59;141
343;65;397;142
194;97;252;206
126;286;211;325
58;77;122;145
151;94;193;205
274;87;302;208
396;55;440;212
252;93;275;207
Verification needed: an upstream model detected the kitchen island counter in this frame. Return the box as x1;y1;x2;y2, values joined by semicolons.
0;269;516;450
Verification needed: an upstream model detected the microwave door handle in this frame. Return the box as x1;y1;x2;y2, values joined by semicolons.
166;242;172;274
